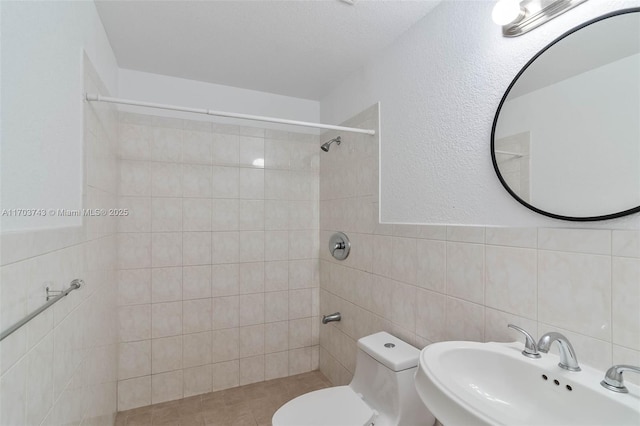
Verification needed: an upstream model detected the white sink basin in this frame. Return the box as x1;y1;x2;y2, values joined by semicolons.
415;341;640;425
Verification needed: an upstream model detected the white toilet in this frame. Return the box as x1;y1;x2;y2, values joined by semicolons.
272;332;435;426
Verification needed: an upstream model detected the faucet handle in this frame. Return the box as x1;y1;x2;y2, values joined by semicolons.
508;324;541;359
601;365;640;393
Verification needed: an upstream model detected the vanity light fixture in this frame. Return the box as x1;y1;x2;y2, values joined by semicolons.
492;0;526;26
492;0;589;37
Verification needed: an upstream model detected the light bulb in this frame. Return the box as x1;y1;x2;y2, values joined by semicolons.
492;0;523;26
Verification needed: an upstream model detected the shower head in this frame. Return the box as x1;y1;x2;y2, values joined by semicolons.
321;136;341;152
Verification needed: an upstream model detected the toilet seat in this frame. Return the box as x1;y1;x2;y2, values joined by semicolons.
272;386;376;426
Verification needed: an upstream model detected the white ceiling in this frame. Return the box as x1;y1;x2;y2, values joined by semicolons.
95;0;441;100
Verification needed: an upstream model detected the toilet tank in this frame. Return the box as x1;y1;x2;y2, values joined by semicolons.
350;332;434;426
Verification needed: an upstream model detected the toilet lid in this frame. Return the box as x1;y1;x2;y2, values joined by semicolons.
272;386;376;426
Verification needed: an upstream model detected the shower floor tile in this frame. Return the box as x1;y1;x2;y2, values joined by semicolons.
115;371;332;426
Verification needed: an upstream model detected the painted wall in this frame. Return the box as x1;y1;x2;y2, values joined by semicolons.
1;0;118;232
118;69;321;134
320;0;640;227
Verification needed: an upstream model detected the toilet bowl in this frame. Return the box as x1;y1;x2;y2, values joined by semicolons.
272;332;435;426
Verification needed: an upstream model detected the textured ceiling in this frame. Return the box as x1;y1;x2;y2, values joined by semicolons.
95;0;441;100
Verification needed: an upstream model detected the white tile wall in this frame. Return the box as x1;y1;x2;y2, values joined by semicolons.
116;113;320;410
318;103;640;388
0;55;119;425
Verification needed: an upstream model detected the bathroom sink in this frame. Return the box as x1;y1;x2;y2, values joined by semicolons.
414;341;640;426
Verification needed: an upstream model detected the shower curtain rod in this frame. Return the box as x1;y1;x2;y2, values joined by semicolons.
85;94;376;136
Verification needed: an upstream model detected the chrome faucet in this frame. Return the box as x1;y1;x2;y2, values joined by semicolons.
507;324;541;359
537;332;581;371
600;365;640;393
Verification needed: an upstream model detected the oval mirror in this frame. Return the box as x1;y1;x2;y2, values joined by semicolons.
492;8;640;221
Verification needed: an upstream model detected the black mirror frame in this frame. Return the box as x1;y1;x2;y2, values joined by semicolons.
491;7;640;222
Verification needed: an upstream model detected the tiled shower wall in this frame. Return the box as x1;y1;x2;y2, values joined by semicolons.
115;113;320;410
319;104;640;386
0;56;119;425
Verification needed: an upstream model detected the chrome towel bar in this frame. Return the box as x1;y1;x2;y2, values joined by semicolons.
0;279;84;342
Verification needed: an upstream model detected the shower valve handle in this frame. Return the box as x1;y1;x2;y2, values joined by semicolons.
328;232;350;260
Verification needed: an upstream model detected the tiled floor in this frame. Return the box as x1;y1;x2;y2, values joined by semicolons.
115;371;332;426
